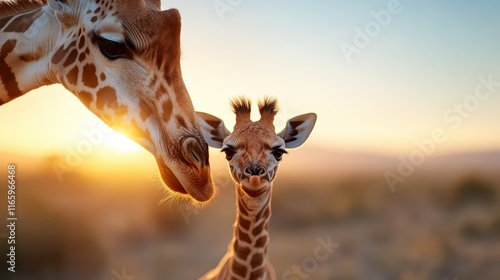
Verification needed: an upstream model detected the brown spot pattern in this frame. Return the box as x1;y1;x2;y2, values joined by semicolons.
95;86;118;110
239;216;251;230
234;240;251;261
139;100;152;121
51;41;77;65
231;259;247;278
227;189;274;278
175;115;187;129
4;9;43;33
66;66;79;85
161;99;173;122
78;36;85;48
256;198;270;221
250;253;264;267
94;86;132;139
252;220;266;236
77;91;93;108
63;49;78;67
238;199;249;216
255;236;268;248
156;84;166;99
82;63;98;88
237;228;252;244
148;74;158;88
78;52;86;62
0;40;21;99
249;267;266;279
0;15;12;30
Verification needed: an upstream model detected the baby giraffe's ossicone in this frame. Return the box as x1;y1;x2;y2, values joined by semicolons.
197;97;316;280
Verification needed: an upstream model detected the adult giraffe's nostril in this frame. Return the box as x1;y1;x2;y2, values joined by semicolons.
244;164;266;177
182;137;209;168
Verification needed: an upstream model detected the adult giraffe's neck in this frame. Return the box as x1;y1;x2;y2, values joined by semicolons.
0;4;58;105
227;186;273;279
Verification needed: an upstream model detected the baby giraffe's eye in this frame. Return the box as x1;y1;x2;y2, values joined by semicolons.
221;147;236;161
272;149;286;161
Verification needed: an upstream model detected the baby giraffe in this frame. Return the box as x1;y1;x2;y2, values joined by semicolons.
196;97;316;280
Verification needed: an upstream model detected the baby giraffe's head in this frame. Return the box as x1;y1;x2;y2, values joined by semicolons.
197;97;316;199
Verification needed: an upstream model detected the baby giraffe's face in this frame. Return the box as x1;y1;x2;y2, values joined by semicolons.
197;98;316;199
221;120;286;198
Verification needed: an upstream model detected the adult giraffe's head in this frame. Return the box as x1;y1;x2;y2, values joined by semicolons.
0;0;214;202
197;97;316;199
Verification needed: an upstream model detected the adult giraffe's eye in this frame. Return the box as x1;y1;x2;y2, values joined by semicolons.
98;38;126;59
221;147;236;161
272;149;286;161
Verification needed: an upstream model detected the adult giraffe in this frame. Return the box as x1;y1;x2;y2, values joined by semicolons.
0;0;214;202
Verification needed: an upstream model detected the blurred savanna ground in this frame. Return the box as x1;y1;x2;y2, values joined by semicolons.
0;147;499;280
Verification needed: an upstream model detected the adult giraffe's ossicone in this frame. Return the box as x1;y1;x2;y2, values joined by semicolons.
0;0;214;202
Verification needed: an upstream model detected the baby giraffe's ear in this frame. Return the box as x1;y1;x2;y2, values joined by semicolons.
278;113;317;148
196;112;231;148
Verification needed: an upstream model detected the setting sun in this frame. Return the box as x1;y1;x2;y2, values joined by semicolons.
102;130;143;153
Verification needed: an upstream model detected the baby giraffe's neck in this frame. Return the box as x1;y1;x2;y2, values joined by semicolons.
201;184;274;280
230;186;272;279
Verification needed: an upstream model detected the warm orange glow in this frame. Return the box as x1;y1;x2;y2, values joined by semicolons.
102;130;143;153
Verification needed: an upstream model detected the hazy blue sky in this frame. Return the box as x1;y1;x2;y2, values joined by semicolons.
0;0;499;157
167;0;500;155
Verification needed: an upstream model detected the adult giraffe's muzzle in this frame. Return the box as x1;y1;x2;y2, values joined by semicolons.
156;136;214;202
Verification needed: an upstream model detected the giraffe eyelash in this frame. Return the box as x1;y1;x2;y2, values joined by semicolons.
221;146;236;161
91;32;132;60
271;149;286;161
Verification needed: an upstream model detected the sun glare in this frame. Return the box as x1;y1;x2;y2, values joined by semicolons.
103;130;142;152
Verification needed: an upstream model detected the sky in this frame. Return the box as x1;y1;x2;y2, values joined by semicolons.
0;0;499;160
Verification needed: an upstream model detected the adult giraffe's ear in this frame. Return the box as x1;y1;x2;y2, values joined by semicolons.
196;112;231;149
278;113;317;149
48;0;79;26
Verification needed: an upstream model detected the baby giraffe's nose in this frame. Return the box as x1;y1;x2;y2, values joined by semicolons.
244;164;266;177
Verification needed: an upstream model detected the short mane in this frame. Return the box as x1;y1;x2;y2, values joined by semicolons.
0;0;46;19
